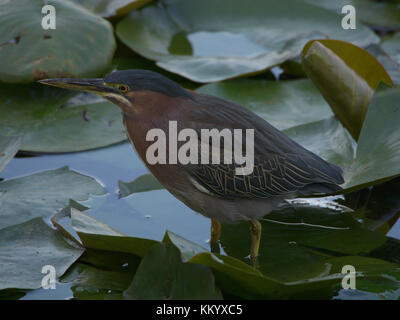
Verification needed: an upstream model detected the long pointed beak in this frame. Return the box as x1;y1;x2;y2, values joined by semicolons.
38;78;118;95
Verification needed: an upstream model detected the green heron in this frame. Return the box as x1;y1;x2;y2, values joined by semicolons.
39;70;344;264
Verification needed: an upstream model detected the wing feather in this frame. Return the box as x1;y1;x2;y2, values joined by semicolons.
181;93;344;199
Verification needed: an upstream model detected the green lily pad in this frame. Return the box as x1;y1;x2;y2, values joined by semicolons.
163;231;208;262
188;247;345;299
382;33;400;65
0;0;115;83
343;84;400;191
47;207;400;299
197;78;334;130
71;208;158;257
116;0;378;82
328;256;400;295
301;39;393;140
60;247;142;299
221;206;387;280
365;44;400;85
62;263;133;292
306;0;400;30
119;173;163;198
189;252;290;299
69;0;151;18
0;135;21;174
0;218;83;290
0;83;126;153
123;242;222;299
0;166;105;230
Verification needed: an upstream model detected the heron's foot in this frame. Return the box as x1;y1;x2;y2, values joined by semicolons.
210;218;221;254
250;219;262;268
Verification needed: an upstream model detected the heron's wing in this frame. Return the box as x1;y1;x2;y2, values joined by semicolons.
181;93;344;199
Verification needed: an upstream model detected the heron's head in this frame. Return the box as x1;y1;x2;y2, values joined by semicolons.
39;69;194;113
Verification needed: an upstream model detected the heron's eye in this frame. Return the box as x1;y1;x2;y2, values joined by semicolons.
118;84;129;93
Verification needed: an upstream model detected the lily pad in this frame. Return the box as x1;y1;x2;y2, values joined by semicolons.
328;256;400;296
365;44;400;85
47;206;400;299
0;83;126;153
71;208;158;257
0;0;116;83
123;242;222;299
0;166;105;230
116;0;378;82
301;39;393;140
306;0;400;30
163;230;208;262
119;173;163;198
382;33;400;65
197;78;334;130
0;135;21;174
343;84;400;191
60;247;142;299
0;218;83;290
70;0;152;18
220;206;387;282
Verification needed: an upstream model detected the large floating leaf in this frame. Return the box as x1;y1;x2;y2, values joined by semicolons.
163;231;208;262
51;207;400;299
70;0;152;18
302;39;393;140
197;78;334;130
343;84;400;191
71;209;158;257
0;166;105;230
0;135;21;174
382;33;400;65
0;0;115;83
116;0;378;82
0;83;126;153
60;247;142;299
191;205;400;298
119;173;163;198
123;242;222;299
220;206;387;282
328;256;400;296
0;218;83;290
365;44;400;85
306;0;400;30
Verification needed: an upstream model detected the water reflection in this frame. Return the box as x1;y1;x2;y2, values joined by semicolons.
168;31;268;57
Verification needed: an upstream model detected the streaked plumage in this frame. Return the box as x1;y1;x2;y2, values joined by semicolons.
183;92;343;203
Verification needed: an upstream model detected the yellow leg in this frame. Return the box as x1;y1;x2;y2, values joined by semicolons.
250;219;262;266
210;218;221;244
